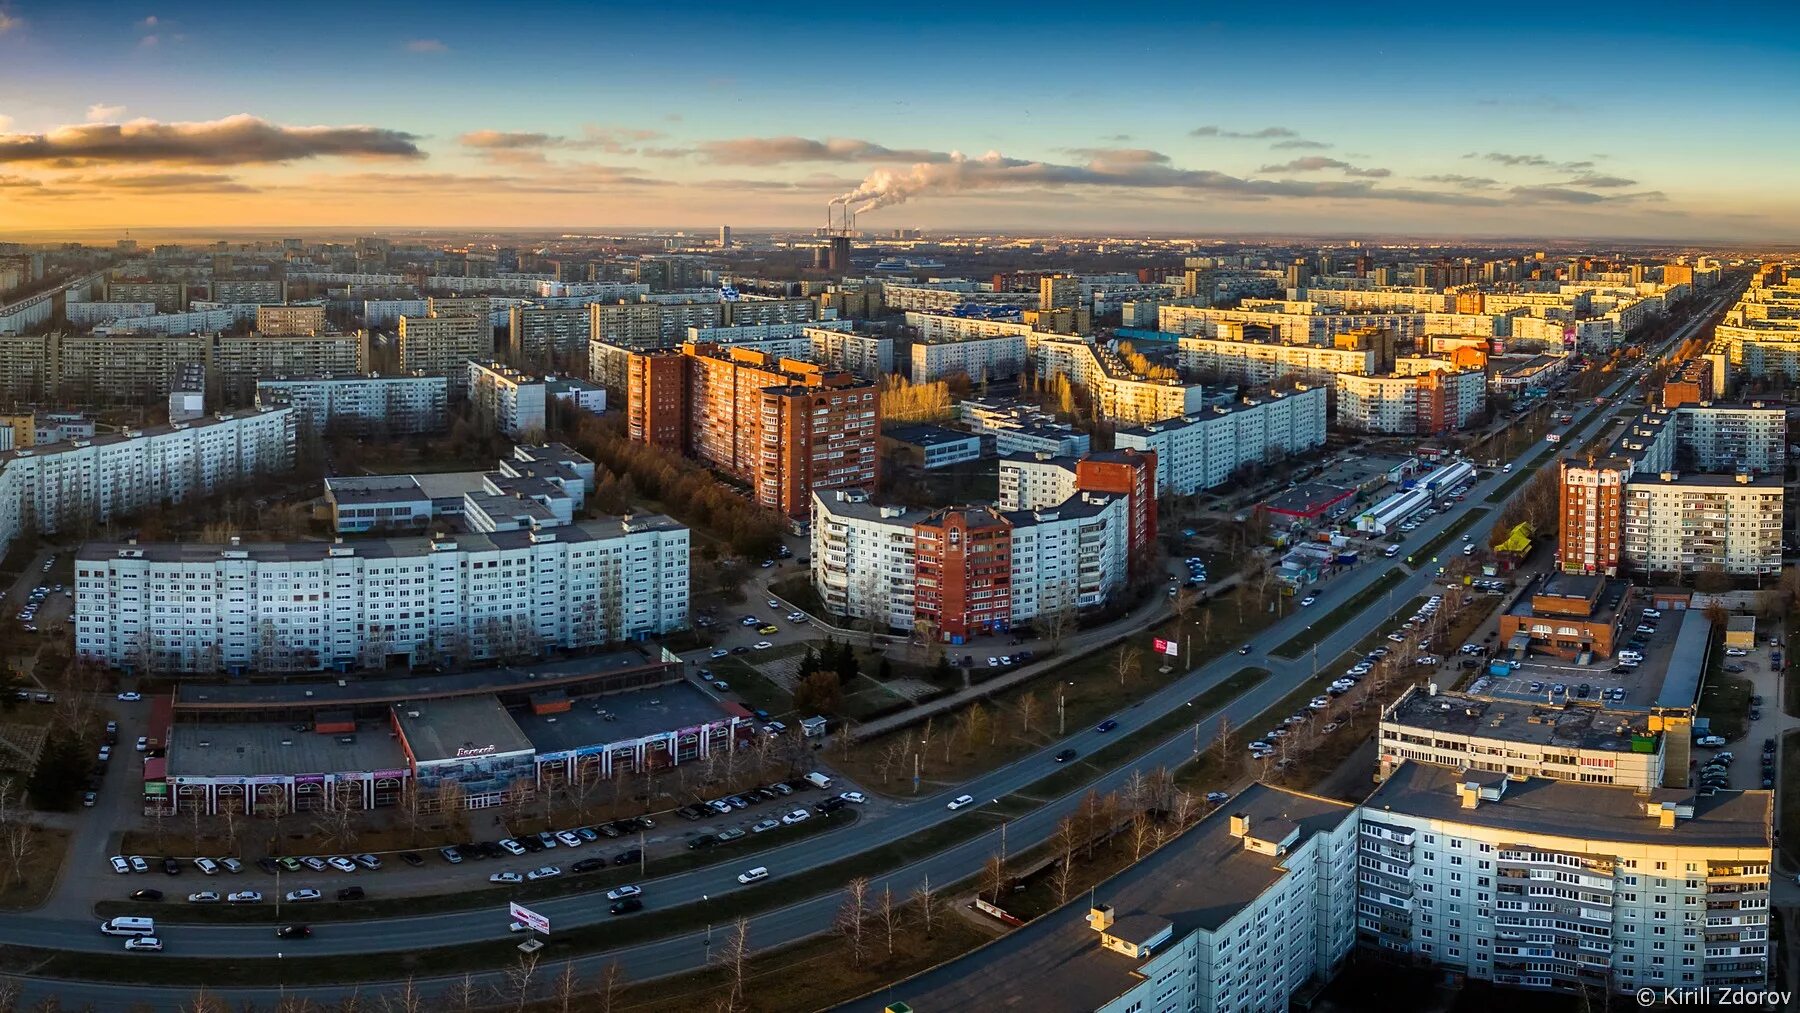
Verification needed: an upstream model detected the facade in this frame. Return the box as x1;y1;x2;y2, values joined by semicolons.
467;361;549;436
1178;335;1382;388
397;313;492;389
1115;385;1328;495
1673;402;1784;474
75;514;689;673
1035;338;1205;424
910;332;1029;382
958;398;1091;457
255;373;448;436
0;407;296;563
1622;474;1783;578
255;305;326;336
882;424;984;469
505;305;590;363
588;300;725;348
1359;761;1771;996
1336;369;1485;434
625;343;879;519
1496;573;1629;661
211;333;371;402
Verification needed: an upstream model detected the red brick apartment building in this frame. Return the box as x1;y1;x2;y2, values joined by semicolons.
626;342;878;518
1074;448;1157;573
913;507;1013;639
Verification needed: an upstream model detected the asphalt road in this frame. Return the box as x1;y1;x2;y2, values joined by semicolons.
5;291;1732;1008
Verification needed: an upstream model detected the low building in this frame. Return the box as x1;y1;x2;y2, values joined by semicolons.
958;399;1090;457
326;443;595;534
1497;572;1632;662
881;424;983;469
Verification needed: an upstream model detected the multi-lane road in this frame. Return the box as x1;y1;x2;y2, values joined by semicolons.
4;288;1739;1008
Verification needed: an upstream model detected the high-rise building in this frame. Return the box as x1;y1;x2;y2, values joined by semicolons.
626;343;878;518
718;225;733;249
397;313;491;390
255;373;448;436
254;305;326;336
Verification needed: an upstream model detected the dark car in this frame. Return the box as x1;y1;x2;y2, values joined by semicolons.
571;857;606;874
520;836;545;853
818;797;847;813
609;896;644;915
162;857;181;876
461;842;488;859
398;852;425;868
129;888;163;901
730;646;750;655
1575;684;1590;699
613;848;642;867
336;886;365;902
1095;719;1118;733
1054;748;1078;763
1238;644;1253;655
275;924;312;939
687;834;719;850
256;858;280;875
478;841;504;859
676;804;705;821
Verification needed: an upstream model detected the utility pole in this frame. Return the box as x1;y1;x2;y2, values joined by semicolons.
1057;693;1066;736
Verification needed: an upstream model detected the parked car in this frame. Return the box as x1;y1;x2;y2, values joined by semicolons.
526;866;562;881
227;891;262;903
284;889;322;902
946;795;975;811
489;871;522;884
337;886;365;902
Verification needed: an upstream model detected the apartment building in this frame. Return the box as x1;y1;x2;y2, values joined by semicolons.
1035;338;1204;424
1336;369;1485;434
1622;473;1783;578
211;332;371;402
811;485;1132;636
626;343;878;519
255;305;326;336
1358;761;1770;996
911;332;1029;383
0;407;296;562
1114;385;1329;495
588;300;726;349
54;331;214;404
881;282;1025;314
397;313;491;390
74;514;689;673
1377;685;1666;791
1673;402;1784;474
902;312;1034;345
467;361;550;436
1161;303;1423;347
506;304;590;363
883;783;1358;1013
255;373;448;436
958;399;1091;457
1178;335;1382;389
679;322;892;378
210;279;286;305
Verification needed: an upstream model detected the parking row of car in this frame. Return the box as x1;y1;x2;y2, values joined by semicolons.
673;776;837;821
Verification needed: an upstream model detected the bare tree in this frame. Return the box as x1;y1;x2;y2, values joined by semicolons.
1051;815;1080;904
378;976;425;1013
504;949;540;1013
1112;644;1143;688
711;917;751;1013
1129;811;1156;860
910;873;938;936
183;989;230;1013
595;962;623;1013
981;852;1008;906
1017;690;1041;737
0;780;33;890
0;976;19;1013
876;739;908;787
439;974;481;1013
877;885;897;958
835;876;870;967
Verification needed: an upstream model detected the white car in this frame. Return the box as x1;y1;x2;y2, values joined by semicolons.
838;791;866;805
605;885;642;901
194;857;218;875
766;599;780;609
750;818;779;834
781;808;811;825
1308;696;1330;711
489;871;523;884
353;854;381;870
327;857;358;873
135;736;148;752
787;612;807;622
946;794;975;811
526;866;561;881
752;641;773;650
124;936;163;952
498;839;526;856
1205;791;1231;804
117;692;141;702
110;856;130;874
555;831;583;848
129;855;149;874
1299;595;1317;607
709;648;729;659
187;891;220;903
227;891;262;903
1724;648;1748;657
284;889;322;902
1695;735;1727;748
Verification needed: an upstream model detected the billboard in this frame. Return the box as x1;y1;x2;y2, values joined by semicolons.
509;901;550;935
1152;638;1178;657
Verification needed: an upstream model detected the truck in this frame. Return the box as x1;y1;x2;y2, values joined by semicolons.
1545;433;1562;443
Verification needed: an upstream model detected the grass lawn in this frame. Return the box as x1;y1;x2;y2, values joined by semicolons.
0;825;68;911
1271;567;1404;659
1413;507;1490;564
1698;670;1753;742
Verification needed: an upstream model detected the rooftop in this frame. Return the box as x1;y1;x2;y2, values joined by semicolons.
1384;686;1655;752
1265;482;1356;517
1368;760;1770;849
392;695;534;762
167;721;409;777
882;423;981;448
1656;608;1713;711
512;680;736;755
860;783;1353;1013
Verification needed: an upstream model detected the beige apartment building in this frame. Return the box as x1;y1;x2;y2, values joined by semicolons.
212;332;370;402
397;314;491;390
255;304;327;336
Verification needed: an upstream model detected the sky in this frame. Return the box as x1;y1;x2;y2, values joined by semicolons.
1;1;1797;240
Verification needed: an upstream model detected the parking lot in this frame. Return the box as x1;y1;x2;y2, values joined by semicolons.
1479;598;1682;712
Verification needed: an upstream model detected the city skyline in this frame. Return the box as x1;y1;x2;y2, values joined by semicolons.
2;0;1797;239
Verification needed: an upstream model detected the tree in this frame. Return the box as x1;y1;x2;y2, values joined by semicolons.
962;701;991;749
793;670;843;716
378;976;424;1013
594;962;623;1013
1112;644;1143;688
835;876;870;966
712;917;752;1013
1017;690;1041;737
910;873;938;936
25;730;83;811
877;885;898;958
1702;601;1731;630
981;852;1009;905
504;950;540;1013
1051;815;1080;904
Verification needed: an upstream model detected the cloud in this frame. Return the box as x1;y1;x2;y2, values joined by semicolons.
832;149;1504;214
0;115;10;133
1476;96;1580;114
1258;156;1390;178
458;126;664;165
1564;173;1637;189
404;38;447;53
1057;147;1171;165
138;15;158;29
1467;151;1595;172
138;34;158;48
0;114;424;165
0;13;19;34
305;166;663;194
458;130;557;150
1189;125;1297;139
681;136;955;165
1418;173;1500;189
1100;134;1132;143
62;171;256;193
0;174;42;187
85;103;126;122
1269;139;1331;150
1510;185;1664;205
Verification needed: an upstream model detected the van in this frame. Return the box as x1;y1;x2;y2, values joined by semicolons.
737;867;769;885
1383;545;1400;558
803;771;833;790
100;916;156;936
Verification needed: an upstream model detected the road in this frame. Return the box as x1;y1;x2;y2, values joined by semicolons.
4;289;1736;1008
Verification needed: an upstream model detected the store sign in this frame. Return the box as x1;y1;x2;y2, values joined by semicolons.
455;744;499;758
509;901;550;935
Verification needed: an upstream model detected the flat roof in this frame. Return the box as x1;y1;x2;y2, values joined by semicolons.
167;721;409;777
882;423;981;448
393;696;533;762
858;783;1353;1013
1368;760;1770;848
414;471;491;499
1265;482;1355;517
513;681;735;754
1385;687;1654;752
1536;571;1604;601
1657;609;1712;710
175;650;667;710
